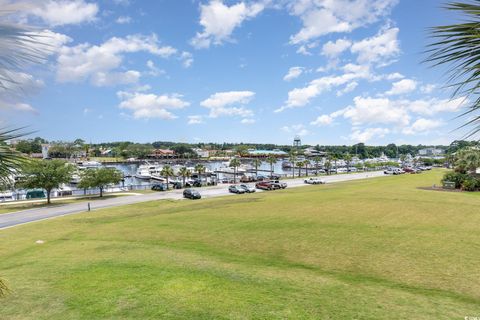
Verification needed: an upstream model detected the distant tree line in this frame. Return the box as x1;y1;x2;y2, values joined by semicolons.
12;137;475;160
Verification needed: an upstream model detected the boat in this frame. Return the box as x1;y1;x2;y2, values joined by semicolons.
135;163;163;179
77;161;102;169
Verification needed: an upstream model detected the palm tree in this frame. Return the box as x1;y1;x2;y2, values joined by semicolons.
426;1;480;136
266;155;276;178
304;159;311;176
229;158;241;183
324;160;332;175
296;161;304;177
455;148;480;175
252;158;262;177
313;156;321;175
194;163;206;184
178;167;191;187
344;153;352;173
160;165;174;189
289;151;297;178
331;155;338;174
0;128;27;186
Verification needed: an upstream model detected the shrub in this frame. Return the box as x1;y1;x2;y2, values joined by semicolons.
442;171;468;189
461;176;479;191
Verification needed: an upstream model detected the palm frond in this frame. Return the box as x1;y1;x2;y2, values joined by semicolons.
0;127;29;185
425;0;480;138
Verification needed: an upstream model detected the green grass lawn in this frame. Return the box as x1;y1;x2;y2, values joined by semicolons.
1;170;480;319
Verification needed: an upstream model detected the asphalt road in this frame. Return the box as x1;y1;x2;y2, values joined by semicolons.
0;171;386;230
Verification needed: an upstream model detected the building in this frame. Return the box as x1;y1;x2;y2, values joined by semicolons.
193;148;210;158
418;148;444;157
246;149;288;157
41;144;50;159
149;149;175;158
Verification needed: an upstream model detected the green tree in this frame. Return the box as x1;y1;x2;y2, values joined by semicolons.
178;167;191;187
313;156;321;175
229;158;241;183
296;161;304;177
20;160;74;204
304;159;311;176
426;1;480;136
289;151;297;178
324;160;332;175
344;153;352;172
252;158;262;176
160;165;174;189
455;148;480;175
78;167;123;198
266;155;276;178
194;164;206;183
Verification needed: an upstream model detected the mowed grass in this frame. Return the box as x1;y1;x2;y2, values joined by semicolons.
1;170;480;319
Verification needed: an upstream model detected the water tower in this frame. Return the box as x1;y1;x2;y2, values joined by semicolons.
293;135;301;148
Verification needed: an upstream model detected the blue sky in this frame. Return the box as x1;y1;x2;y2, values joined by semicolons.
0;0;472;145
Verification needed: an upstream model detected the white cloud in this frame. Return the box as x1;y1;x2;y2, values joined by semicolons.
200;91;255;118
402;118;443;135
31;0;98;27
420;84;437;94
350;27;400;66
277;63;372;112
117;91;189;120
386;72;404;80
289;0;398;44
188;115;204;125
321;38;351;58
116;16;132;24
283;67;304;81
146;60;165;77
310;114;333;126
343;96;410;127
281;124;309;136
385;79;417;95
240;118;255;124
56;34;178;86
180;51;194;68
191;0;267;49
408;97;468;116
350;127;390;143
336;81;358;96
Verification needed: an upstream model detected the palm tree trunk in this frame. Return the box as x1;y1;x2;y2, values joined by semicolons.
234;167;237;183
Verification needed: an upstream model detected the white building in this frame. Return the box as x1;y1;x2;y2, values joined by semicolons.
193;148;210;158
418;148;444;157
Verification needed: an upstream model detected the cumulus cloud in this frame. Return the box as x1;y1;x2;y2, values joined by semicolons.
310;114;333;126
200;91;255;118
240;118;255;124
420;84;437;94
277;63;372;112
116;16;132;24
385;79;417;95
408;97;468;116
343;96;410;127
56;34;178;86
321;38;351;59
350;127;390;143
288;0;398;44
283;67;304;81
188;115;204;125
350;26;400;66
31;0;98;27
191;0;267;49
281;124;309;136
402;118;443;135
117;91;189;120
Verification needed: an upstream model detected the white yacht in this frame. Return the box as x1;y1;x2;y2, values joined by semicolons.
135;163;163;179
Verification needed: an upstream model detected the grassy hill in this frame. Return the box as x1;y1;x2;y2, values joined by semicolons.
1;170;480;319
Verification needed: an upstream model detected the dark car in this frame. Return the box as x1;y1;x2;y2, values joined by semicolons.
183;188;201;199
171;182;183;189
228;185;245;194
151;183;168;191
269;174;281;180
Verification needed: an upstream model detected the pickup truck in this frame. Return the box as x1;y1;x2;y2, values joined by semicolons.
270;180;287;189
304;177;326;184
255;181;275;190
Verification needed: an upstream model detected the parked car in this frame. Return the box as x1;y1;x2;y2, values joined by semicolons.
270;180;287;189
151;183;168;191
239;184;256;193
171;182;183;189
269;174;281;180
256;175;268;181
183;188;201;199
185;179;203;187
304;177;326;184
255;181;275;190
384;168;395;175
229;185;246;194
393;168;405;175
